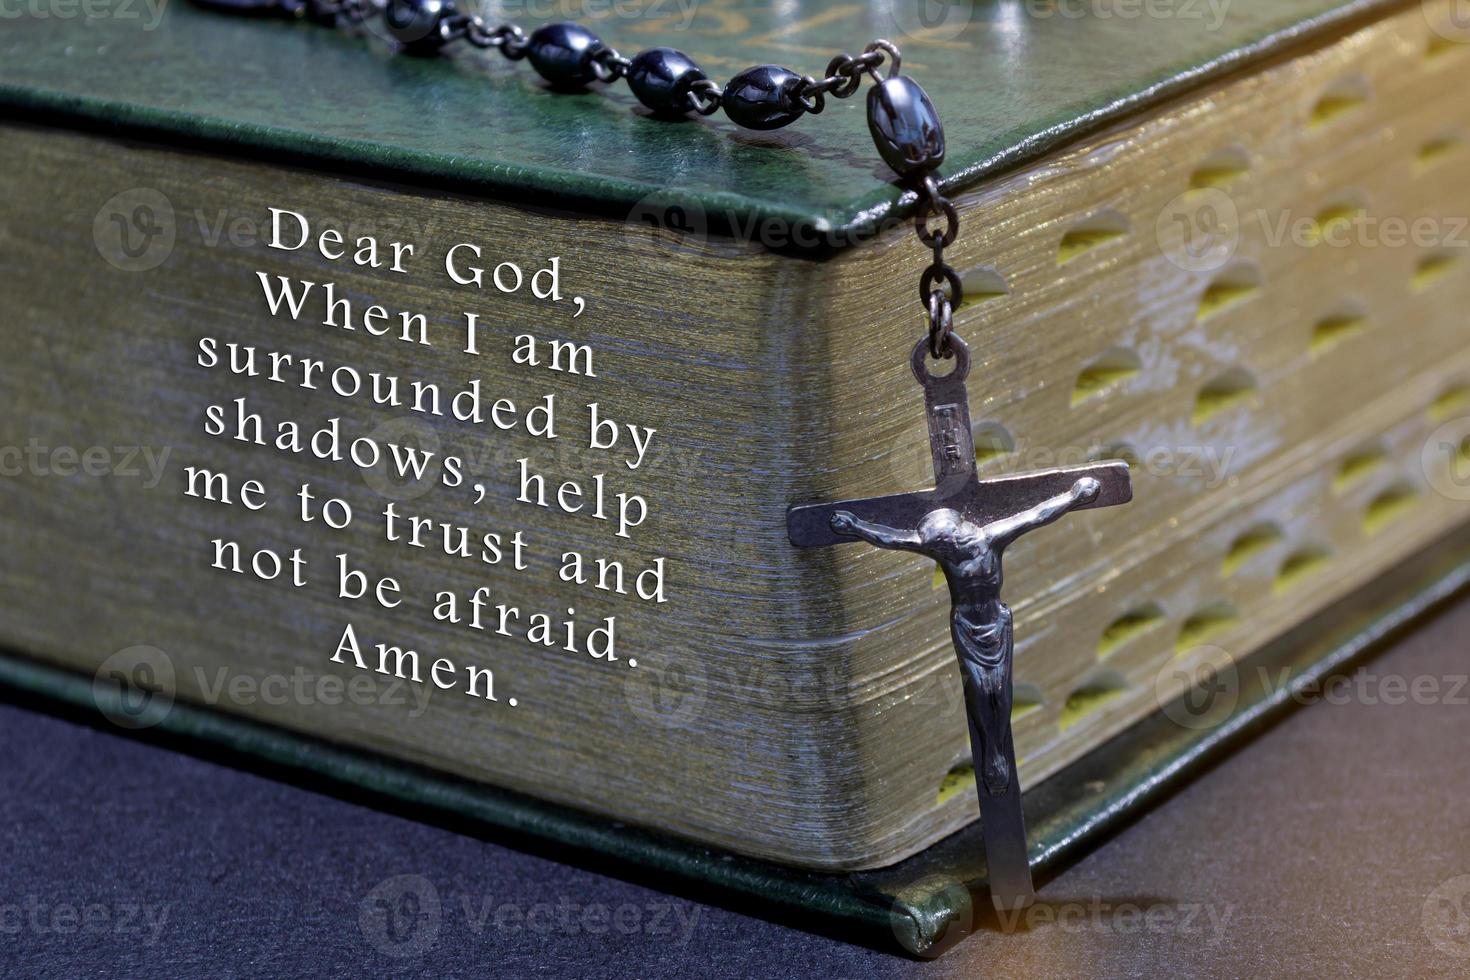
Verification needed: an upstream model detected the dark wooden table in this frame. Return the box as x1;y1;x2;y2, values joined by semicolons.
4;597;1470;977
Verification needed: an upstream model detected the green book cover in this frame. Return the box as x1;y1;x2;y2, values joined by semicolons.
0;0;1392;234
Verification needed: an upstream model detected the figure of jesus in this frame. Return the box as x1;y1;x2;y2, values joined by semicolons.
830;476;1101;800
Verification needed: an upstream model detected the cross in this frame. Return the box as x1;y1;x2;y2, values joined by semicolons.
787;336;1131;912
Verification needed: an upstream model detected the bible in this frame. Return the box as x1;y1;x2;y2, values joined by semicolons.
2;0;1470;953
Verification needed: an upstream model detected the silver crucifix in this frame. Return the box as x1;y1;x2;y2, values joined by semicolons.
788;335;1132;911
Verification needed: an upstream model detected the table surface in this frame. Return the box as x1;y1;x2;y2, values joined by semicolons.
4;596;1470;978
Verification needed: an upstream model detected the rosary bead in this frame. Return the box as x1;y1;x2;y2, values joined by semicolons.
526;22;606;89
721;65;806;131
626;48;706;116
866;76;945;176
383;0;454;56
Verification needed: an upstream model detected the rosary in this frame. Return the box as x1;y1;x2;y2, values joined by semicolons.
194;0;1133;912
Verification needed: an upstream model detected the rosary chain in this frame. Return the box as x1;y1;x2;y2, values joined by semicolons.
792;46;889;107
320;0;900;122
590;46;633;83
286;0;955;368
915;175;963;359
462;19;527;55
685;78;722;116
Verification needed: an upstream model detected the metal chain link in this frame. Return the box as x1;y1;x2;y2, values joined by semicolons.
685;78;722;116
256;9;959;365
914;175;963;359
590;46;632;83
791;43;896;108
463;18;527;55
308;8;909;141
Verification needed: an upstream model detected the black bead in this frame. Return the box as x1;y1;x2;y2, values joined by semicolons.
626;48;706;116
384;0;454;56
722;65;806;131
526;22;605;89
866;76;945;176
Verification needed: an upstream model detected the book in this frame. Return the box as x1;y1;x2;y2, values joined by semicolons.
1;0;1468;883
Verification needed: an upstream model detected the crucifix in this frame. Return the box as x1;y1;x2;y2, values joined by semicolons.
787;334;1132;912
